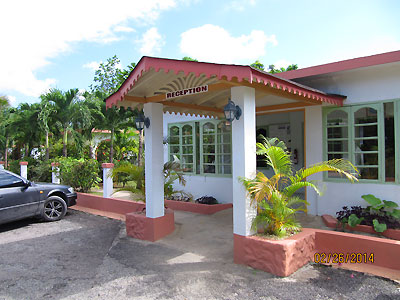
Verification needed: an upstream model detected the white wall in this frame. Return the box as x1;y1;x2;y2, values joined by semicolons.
163;112;234;203
298;62;400;215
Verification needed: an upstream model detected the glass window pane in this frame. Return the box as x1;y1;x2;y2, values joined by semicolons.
182;146;193;154
203;145;215;153
355;153;378;166
328;153;349;160
203;165;215;174
182;125;193;135
327;110;348;126
203;134;215;144
327;127;348;139
170;146;180;153
355;125;377;138
182;164;193;173
355;139;378;152
359;167;378;180
328;141;348;152
169;136;179;144
203;155;215;164
218;165;232;175
218;155;231;164
182;136;193;144
218;144;231;153
169;126;180;136
384;102;395;181
217;122;231;133
182;155;193;164
354;107;377;124
203;122;216;134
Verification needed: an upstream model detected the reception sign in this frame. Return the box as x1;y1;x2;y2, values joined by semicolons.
166;85;208;99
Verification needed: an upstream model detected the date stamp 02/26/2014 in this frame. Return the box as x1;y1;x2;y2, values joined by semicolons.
314;252;374;264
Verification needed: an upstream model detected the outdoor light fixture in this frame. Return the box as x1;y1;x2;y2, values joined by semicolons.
135;113;150;131
223;98;242;123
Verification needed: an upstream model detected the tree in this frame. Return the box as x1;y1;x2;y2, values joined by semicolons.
11;103;42;157
38;96;56;160
44;88;89;157
241;136;358;237
89;55;138;163
268;64;298;74
250;60;265;71
182;57;198;62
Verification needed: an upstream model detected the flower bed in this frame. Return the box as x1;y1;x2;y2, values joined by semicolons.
322;214;400;240
165;199;232;215
234;227;400;277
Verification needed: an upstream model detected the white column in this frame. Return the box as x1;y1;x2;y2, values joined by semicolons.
20;161;28;179
102;163;114;198
305;105;323;215
144;103;164;218
0;161;4;169
51;162;61;184
231;86;257;236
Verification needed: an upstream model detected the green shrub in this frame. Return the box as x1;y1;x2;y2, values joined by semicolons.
58;157;100;192
30;160;52;182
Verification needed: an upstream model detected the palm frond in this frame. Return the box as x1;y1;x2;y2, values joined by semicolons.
292;159;358;183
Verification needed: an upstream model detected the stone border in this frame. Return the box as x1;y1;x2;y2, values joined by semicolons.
322;214;400;240
77;193;145;215
165;200;232;214
234;228;400;277
126;208;175;242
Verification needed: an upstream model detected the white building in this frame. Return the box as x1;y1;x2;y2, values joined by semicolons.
106;50;400;239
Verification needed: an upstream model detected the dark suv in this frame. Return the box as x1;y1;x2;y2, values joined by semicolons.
0;169;77;225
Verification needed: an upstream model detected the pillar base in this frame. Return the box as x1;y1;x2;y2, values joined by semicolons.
126;208;174;242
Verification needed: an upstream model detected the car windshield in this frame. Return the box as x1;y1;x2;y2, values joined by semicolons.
0;172;25;188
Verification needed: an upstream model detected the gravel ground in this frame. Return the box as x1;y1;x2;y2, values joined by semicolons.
0;210;399;300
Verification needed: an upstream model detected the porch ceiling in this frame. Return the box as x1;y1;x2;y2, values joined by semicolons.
106;56;346;117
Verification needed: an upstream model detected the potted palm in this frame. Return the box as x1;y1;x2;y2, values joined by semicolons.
241;136;358;238
236;136;358;276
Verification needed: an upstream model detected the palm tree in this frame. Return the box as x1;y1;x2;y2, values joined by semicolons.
11;103;42;157
38;96;56;160
44;88;89;157
241;136;358;238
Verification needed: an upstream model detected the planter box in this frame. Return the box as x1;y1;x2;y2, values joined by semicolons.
234;229;316;277
126;208;175;242
322;214;400;241
165;200;232;214
234;227;400;277
77;193;145;215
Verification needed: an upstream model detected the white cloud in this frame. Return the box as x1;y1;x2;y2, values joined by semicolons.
83;61;101;72
114;26;135;33
226;0;257;11
273;59;292;70
7;95;17;106
137;27;165;56
0;0;177;97
180;24;277;64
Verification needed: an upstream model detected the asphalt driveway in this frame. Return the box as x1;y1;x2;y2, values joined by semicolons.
0;209;398;300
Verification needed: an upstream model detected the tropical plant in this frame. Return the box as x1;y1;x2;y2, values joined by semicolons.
110;159;192;202
58;157;101;192
241;136;358;238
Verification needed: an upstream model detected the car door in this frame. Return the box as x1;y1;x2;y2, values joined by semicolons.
0;171;40;224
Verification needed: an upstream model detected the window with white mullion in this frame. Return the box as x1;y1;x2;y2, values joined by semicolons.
325;109;350;178
352;105;381;180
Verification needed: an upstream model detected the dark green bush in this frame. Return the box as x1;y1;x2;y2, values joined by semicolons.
58;157;100;192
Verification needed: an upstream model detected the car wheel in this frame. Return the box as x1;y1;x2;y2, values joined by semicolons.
42;196;67;222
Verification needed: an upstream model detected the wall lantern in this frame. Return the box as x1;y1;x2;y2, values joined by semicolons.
223;98;242;123
135;113;150;131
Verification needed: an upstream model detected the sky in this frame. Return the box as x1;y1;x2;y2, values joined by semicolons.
1;0;399;107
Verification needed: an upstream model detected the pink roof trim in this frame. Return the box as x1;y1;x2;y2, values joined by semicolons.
106;57;345;108
278;50;400;80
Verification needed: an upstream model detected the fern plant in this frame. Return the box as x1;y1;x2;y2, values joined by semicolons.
241;136;358;238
